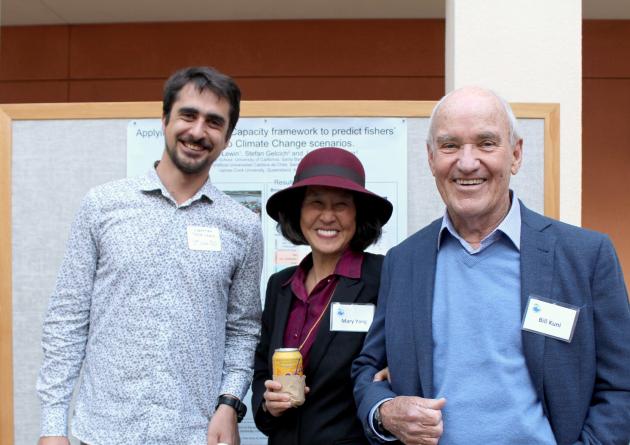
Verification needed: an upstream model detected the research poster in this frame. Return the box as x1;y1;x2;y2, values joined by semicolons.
127;117;407;444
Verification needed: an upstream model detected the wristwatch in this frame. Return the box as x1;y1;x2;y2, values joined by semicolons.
373;404;388;435
216;394;247;423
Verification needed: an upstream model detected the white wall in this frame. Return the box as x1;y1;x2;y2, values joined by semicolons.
445;0;582;224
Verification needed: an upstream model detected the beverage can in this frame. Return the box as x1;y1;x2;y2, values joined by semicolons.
272;348;304;376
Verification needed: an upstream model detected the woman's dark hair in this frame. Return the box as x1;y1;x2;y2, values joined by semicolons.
276;190;385;252
162;66;241;140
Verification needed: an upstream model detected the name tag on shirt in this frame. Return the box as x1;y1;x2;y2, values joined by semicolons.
522;295;580;342
187;226;221;251
330;303;375;332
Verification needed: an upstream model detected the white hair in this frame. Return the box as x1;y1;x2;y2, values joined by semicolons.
426;87;522;150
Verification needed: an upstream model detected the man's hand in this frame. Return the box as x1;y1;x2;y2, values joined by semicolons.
380;396;446;445
38;437;70;445
207;404;239;445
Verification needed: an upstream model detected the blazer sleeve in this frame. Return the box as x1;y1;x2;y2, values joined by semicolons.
352;253;398;444
578;235;630;444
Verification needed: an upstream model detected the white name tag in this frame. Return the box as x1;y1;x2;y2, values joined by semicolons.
330;303;375;332
522;296;580;342
187;226;221;251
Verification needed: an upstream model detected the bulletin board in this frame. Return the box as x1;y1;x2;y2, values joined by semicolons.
0;100;559;444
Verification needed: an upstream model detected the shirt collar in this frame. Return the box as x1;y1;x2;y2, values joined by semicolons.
437;190;521;253
283;249;364;288
138;162;215;206
286;249;364;302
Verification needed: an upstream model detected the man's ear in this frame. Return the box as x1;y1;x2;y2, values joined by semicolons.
427;143;436;176
511;138;523;175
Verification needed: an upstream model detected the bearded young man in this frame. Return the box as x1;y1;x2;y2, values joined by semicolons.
37;67;262;445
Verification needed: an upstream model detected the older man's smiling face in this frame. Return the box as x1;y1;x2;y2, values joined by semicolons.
427;88;523;237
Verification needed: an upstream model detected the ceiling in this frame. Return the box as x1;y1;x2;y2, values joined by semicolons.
1;0;628;26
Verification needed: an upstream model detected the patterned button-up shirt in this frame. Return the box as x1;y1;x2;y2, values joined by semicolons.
37;168;263;444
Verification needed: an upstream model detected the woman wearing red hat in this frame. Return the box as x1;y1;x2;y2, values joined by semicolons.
251;147;393;445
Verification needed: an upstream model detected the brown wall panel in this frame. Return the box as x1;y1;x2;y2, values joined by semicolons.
582;77;630;277
0;26;69;81
583;20;630;280
583;20;630;78
68;20;444;79
237;76;444;100
69;79;164;102
0;20;444;103
0;81;68;103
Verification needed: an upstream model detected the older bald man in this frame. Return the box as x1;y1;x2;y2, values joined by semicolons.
353;87;630;445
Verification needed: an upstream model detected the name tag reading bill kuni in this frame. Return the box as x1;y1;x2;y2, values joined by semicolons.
187;226;221;251
522;295;580;342
330;303;375;332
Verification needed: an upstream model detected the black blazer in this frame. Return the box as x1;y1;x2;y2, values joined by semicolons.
252;252;383;445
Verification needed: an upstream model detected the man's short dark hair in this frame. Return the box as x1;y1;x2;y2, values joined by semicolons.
276;189;385;252
162;66;241;140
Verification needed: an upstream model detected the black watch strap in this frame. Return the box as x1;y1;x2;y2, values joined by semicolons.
216;395;247;423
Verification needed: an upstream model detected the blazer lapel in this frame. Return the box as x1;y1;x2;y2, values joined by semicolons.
306;276;365;376
412;222;440;398
519;203;555;409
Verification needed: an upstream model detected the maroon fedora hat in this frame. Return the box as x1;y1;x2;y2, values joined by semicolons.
266;147;393;224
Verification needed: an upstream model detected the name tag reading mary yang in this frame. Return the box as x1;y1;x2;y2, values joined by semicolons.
522;295;580;342
187;226;221;251
330;303;375;332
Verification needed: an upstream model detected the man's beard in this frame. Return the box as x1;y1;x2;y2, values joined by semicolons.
165;139;213;175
